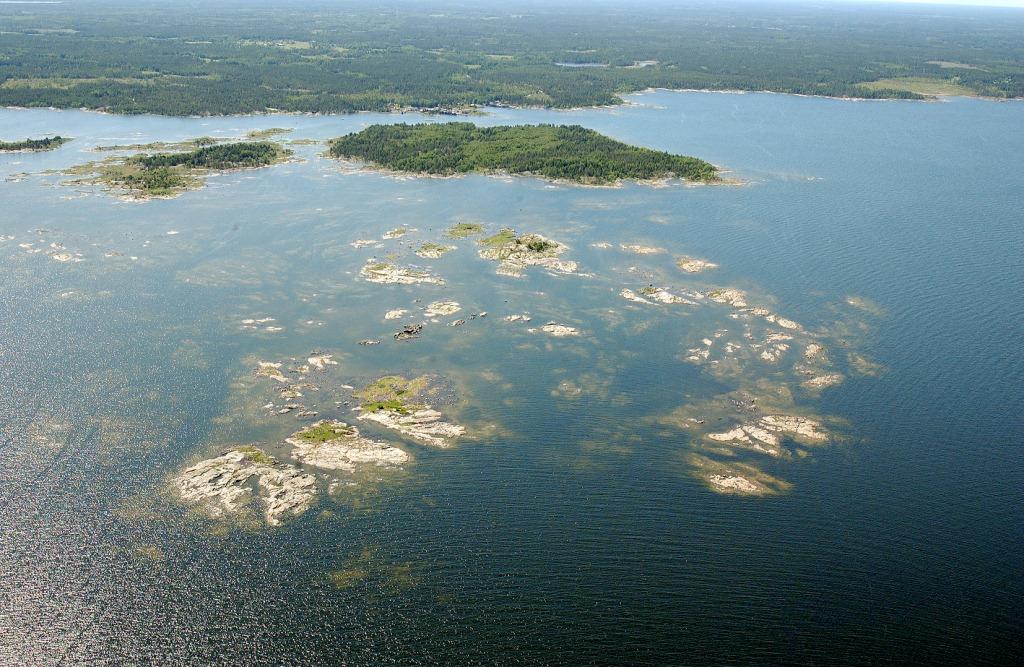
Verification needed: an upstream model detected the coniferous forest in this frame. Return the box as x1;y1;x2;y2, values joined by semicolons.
0;136;68;151
1;1;1021;116
328;123;719;183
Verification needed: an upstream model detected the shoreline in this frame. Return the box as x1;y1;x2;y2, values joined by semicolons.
3;86;1020;122
329;158;735;190
622;86;1022;105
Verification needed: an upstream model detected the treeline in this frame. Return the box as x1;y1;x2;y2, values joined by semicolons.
328;123;718;184
0;136;68;151
135;142;283;169
0;2;1021;115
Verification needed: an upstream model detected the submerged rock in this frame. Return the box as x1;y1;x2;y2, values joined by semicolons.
848;352;886;377
620;244;663;255
757;332;793;363
287;420;409;472
255;361;288;383
307;353;338;370
804;343;826;361
759;414;829;443
685;338;714;363
173;448;316;526
686;453;792;497
707;474;760;493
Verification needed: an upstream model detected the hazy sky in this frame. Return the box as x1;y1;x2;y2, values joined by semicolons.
845;0;1024;6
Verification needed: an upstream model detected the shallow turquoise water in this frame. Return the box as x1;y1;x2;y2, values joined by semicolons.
0;92;1021;664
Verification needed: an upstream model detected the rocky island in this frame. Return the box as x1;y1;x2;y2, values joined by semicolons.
174;447;317;527
327;123;718;185
353;375;465;448
477;228;576;276
287;420;410;472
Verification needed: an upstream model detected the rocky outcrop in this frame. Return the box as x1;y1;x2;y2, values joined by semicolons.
415;242;454;259
255;361;288;383
478;229;577;276
361;260;444;285
620;244;663;255
358;408;465;448
424;301;461;317
707;288;747;308
686;454;792;496
287;420;409;472
306;353;338;370
174;448;316;526
676;256;718;273
801;373;844;390
532;322;579;337
394;323;424;341
620;288;652;304
640;285;698;305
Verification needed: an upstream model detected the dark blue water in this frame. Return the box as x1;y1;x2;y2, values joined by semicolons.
0;92;1021;664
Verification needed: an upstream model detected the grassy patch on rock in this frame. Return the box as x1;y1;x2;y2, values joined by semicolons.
447;222;484;238
296;421;356;443
353;375;430;414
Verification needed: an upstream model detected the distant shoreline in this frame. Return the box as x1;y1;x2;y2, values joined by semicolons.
2;87;1020;122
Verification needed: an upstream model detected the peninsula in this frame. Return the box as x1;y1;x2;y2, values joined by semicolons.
66;141;290;198
0;136;69;152
327;123;718;184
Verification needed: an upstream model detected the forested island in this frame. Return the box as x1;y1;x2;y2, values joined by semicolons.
67;141;289;197
134;142;284;170
0;136;68;152
328;124;718;184
0;2;1021;115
